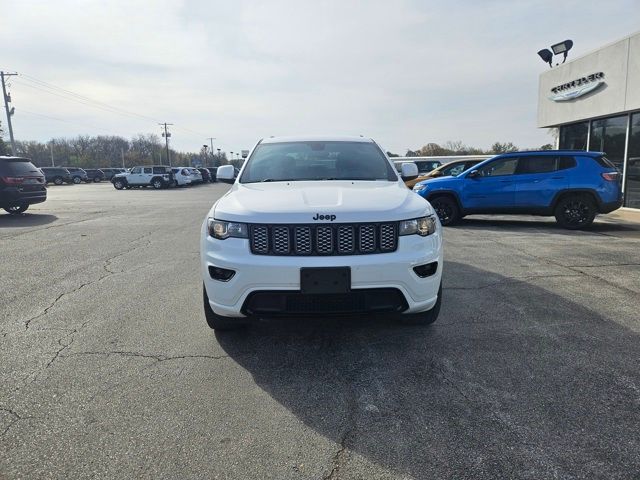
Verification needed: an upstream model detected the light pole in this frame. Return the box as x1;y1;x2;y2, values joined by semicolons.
202;144;209;167
208;137;216;166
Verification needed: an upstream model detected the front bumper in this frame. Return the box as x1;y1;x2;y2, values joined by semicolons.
201;224;443;318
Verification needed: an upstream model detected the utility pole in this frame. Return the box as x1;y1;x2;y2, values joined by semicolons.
159;123;173;167
121;148;125;168
1;71;18;155
49;142;54;166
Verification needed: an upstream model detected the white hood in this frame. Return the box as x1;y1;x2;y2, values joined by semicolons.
212;180;433;224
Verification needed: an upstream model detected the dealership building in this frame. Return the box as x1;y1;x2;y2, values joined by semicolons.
537;31;640;209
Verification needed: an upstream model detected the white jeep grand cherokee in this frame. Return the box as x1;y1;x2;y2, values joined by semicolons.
200;136;443;330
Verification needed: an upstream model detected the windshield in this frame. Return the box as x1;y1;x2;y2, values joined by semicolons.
240;141;397;183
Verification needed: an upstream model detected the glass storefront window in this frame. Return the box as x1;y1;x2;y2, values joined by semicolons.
559;122;588;150
589;115;628;171
625;113;640;208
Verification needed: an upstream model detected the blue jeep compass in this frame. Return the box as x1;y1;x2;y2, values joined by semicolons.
412;150;623;229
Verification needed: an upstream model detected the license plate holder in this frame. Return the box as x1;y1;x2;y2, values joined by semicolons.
300;267;351;294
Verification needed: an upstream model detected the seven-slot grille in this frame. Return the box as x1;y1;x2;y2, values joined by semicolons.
249;223;398;256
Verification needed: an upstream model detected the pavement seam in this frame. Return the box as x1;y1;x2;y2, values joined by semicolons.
444;273;583;291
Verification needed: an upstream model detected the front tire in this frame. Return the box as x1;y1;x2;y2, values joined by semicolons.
554;194;596;229
113;179;126;190
53;176;64;185
4;204;29;215
203;284;246;331
93;177;101;183
152;178;164;189
430;196;460;226
398;283;442;326
72;176;82;184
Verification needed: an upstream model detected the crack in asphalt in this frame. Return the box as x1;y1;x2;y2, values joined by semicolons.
322;375;358;479
102;232;153;275
23;232;153;331
63;351;230;363
435;362;550;456
570;263;640;268
24;284;91;331
487;238;640;296
0;406;33;438
1;217;99;240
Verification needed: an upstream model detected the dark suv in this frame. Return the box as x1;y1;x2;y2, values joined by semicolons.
413;150;623;229
84;169;105;182
41;167;73;185
64;167;89;184
100;168;125;180
197;168;211;183
0;157;47;214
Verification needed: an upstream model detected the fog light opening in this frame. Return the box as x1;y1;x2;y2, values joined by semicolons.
209;265;236;282
413;262;438;278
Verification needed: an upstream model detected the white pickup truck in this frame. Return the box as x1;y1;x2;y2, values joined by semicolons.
200;136;443;330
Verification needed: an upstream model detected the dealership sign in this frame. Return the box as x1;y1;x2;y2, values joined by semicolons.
549;72;605;101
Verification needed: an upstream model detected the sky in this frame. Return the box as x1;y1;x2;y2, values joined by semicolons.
1;0;639;155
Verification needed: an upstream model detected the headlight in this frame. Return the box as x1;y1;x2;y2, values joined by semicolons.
412;183;427;192
399;216;437;236
207;218;248;239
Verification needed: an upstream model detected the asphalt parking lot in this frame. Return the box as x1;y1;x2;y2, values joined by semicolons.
1;183;640;479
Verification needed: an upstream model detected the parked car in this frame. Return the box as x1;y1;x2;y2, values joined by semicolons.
64;167;89;184
188;168;203;184
201;136;442;331
0;156;47;214
84;169;105;182
627;157;640;180
112;165;175;190
98;168;120;180
197;168;211;183
404;158;485;188
413;150;623;229
206;167;217;182
393;159;442;175
41;167;73;185
171;167;192;187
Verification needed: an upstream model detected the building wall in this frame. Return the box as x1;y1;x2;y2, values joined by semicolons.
537;32;640;128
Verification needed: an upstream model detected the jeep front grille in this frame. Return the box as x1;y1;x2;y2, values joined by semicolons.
249;223;398;256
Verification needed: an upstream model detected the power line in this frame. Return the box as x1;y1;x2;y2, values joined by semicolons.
17;74;159;123
12;79;157;123
4;69;215;145
16;73;211;138
18;108;123;136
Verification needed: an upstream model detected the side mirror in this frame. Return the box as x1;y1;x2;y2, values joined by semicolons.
467;169;480;178
217;165;236;184
400;162;418;181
